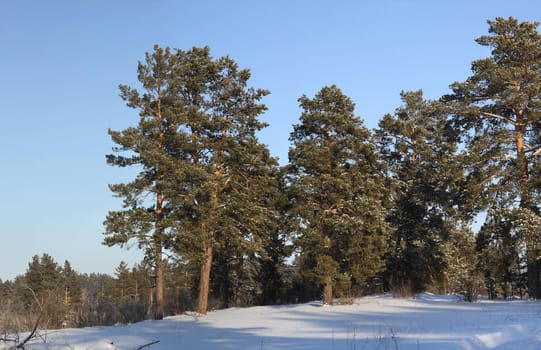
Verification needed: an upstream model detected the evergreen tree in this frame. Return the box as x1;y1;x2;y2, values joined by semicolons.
61;260;82;306
165;48;275;314
104;46;180;319
23;254;62;306
105;45;276;316
476;209;526;299
78;272;118;326
210;149;284;308
131;262;150;301
447;17;541;298
287;85;390;305
442;224;484;301
114;261;131;302
375;91;466;294
21;254;67;328
259;171;293;306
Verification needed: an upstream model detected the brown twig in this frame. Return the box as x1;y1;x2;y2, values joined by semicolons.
135;340;160;350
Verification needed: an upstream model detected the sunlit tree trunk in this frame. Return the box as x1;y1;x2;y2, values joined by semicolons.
323;275;333;305
516;122;540;299
198;243;213;314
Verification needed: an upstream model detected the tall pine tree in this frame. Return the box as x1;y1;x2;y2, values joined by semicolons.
375;90;466;294
186;59;274;314
105;45;275;316
287;85;390;305
447;17;541;298
104;46;181;320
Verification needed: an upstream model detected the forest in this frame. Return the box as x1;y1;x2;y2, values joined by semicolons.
1;16;541;332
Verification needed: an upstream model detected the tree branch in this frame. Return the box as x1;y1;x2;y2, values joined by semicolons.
135;340;160;350
15;286;44;349
480;112;517;126
525;145;541;157
0;336;17;344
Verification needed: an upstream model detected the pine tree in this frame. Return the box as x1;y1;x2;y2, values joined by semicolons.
61;260;82;306
105;45;276;316
375;90;466;294
259;170;294;305
130;262;153;314
476;208;525;299
23;254;62;306
442;224;484;301
287;85;390;305
104;46;181;319
210;143;283;308
163;48;275;314
21;254;67;328
447;17;541;298
114;261;131;302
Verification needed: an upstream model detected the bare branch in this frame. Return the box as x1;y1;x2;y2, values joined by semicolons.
135;340;161;350
12;282;62;349
525;145;541;157
0;336;17;343
480;173;499;188
16;313;42;349
532;148;541;157
480;112;517;126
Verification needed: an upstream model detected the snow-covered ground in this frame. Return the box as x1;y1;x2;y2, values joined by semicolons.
3;293;541;349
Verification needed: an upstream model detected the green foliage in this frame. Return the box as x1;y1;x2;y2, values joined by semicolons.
0;254;87;330
447;17;541;298
0;255;205;330
287;85;391;303
442;224;485;300
62;260;82;305
104;45;279;315
4;18;535;326
104;45;193;319
476;209;526;299
375;91;467;294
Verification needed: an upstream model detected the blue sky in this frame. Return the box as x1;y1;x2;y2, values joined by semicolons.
0;0;538;280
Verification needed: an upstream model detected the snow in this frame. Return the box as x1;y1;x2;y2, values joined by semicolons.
3;293;541;349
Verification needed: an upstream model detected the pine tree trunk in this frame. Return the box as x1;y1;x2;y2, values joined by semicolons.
154;179;164;319
516;125;540;299
154;89;165;318
154;240;164;320
197;131;224;314
323;275;333;305
527;248;540;299
235;255;244;307
147;286;153;319
198;244;213;314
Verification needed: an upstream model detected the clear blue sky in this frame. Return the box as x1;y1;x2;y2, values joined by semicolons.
0;0;538;280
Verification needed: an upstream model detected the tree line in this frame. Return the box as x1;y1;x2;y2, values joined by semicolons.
2;17;540;328
0;254;194;331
